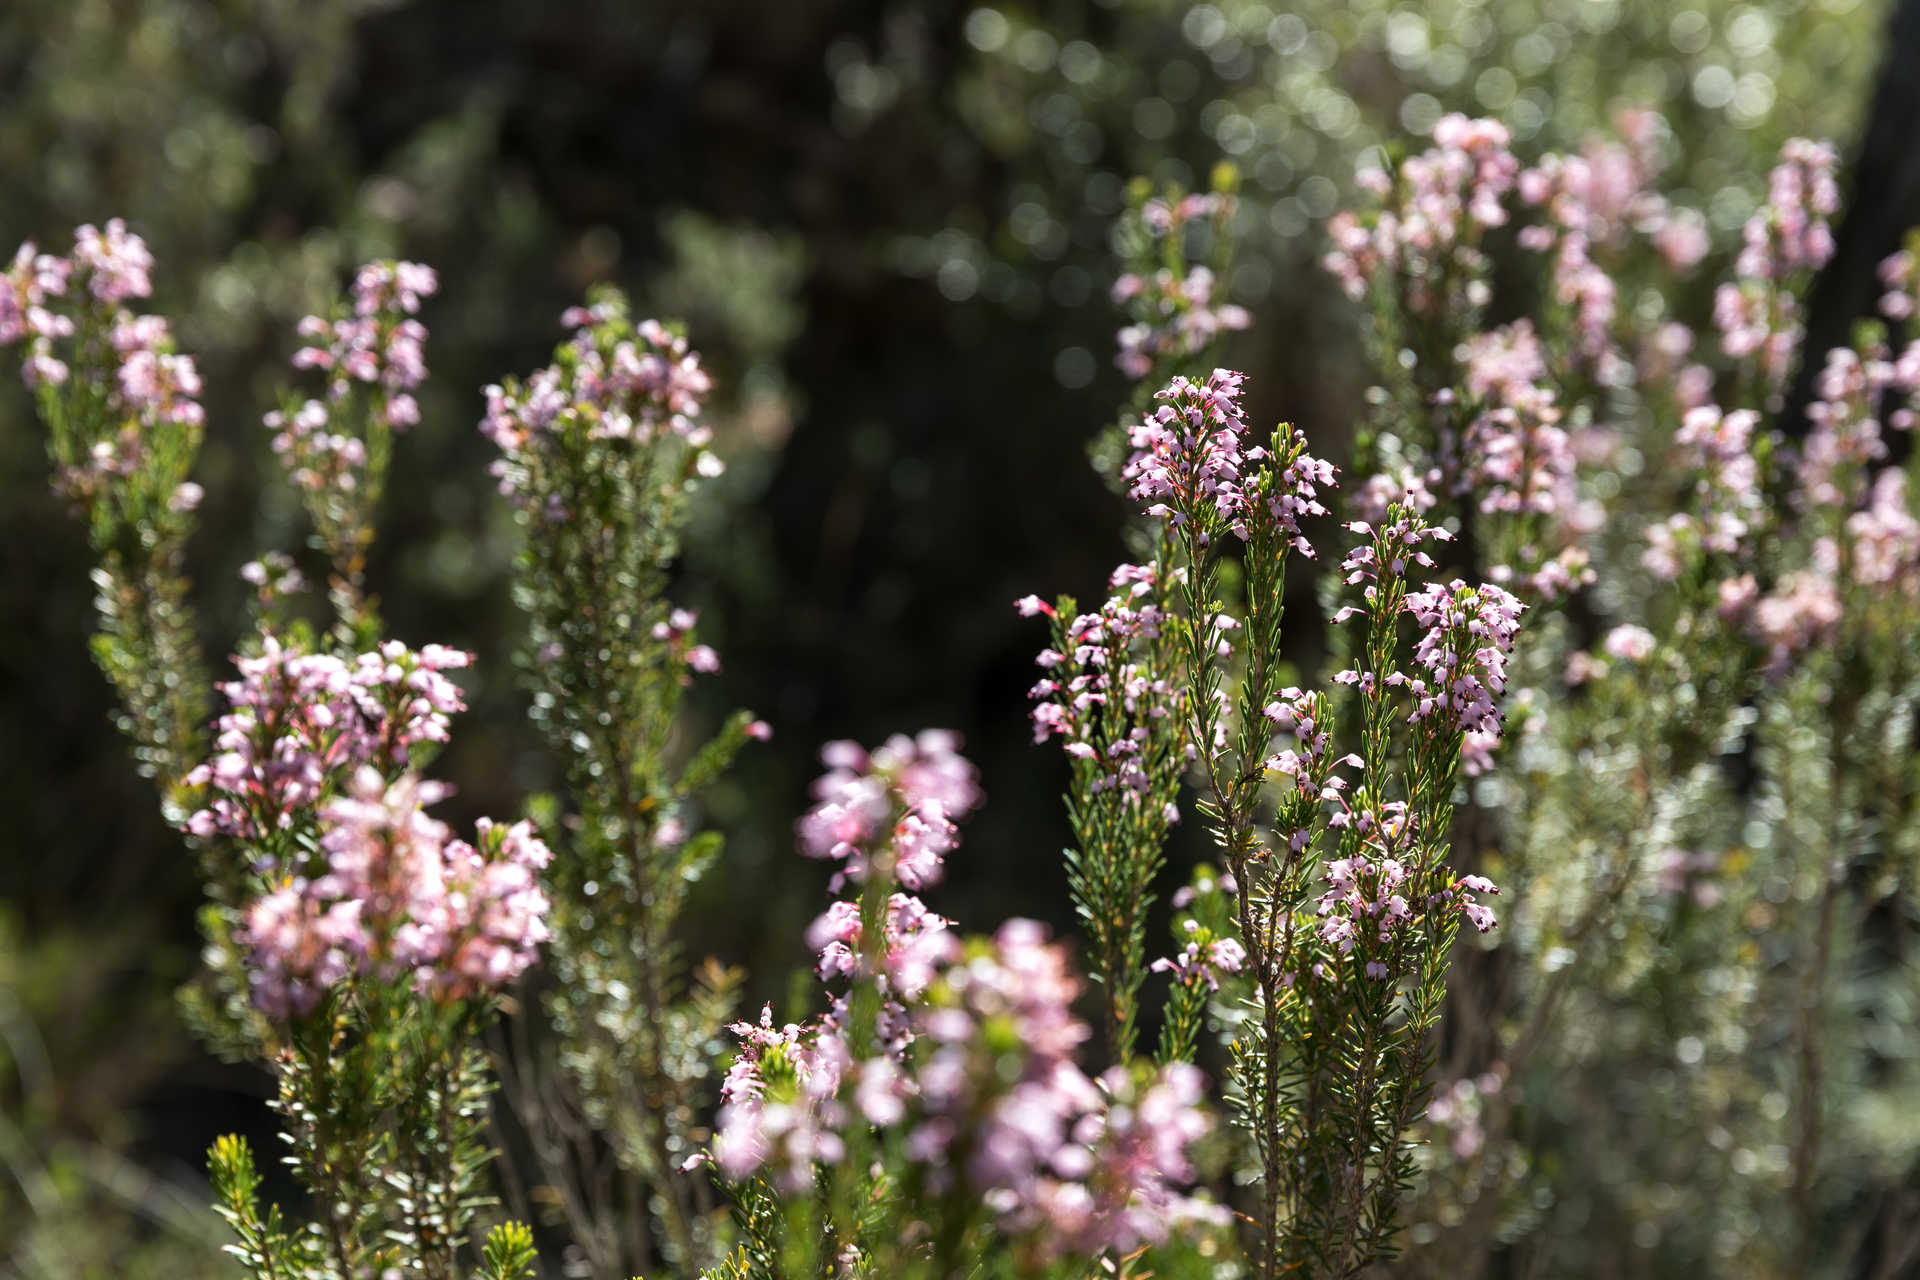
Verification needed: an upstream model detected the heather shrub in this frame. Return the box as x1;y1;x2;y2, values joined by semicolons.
10;6;1920;1280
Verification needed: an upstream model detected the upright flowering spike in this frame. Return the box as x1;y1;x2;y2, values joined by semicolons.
1123;368;1254;536
1712;138;1843;394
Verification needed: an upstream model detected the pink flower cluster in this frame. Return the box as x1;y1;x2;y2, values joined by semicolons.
184;635;472;847
265;399;367;494
796;730;982;893
1124;369;1252;535
1336;511;1450;604
1797;345;1918;512
807;892;957;1004
1510;115;1701;362
1663;405;1763;566
715;734;1222;1256
1324;115;1517;310
1021;564;1179;801
72;219;155;304
1846;471;1920;590
113;313;205;428
278;259;436;482
1111;265;1251;380
711;1007;854;1189
1124;369;1333;547
715;923;1228;1256
0;242;76;387
1399;579;1525;743
3;223;207;443
242;768;552;1017
1262;686;1360;808
1456;321;1576;521
1316;849;1500;983
1335;512;1523;778
916;922;1226;1255
481;306;717;504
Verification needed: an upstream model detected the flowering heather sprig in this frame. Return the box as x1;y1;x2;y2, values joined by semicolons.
0;240;75;384
1511;118;1696;364
72;218;154;303
1749;552;1844;676
270;259;438;629
288;261;436;423
1457;322;1575;519
1659;404;1765;569
1108;176;1247;385
184;635;472;852
1336;508;1451;605
1151;870;1247;1067
1797;344;1917;516
711;1008;851;1191
2;220;210;795
1400;578;1526;742
712;918;1225;1263
903;921;1225;1257
1123;368;1253;537
211;763;548;1280
715;723;1223;1266
1022;565;1178;788
1714;138;1841;397
1263;685;1362;812
480;294;766;1270
1151;925;1247;993
1124;368;1334;553
1846;471;1920;591
807;891;958;1006
1022;561;1185;1059
1151;477;1520;1271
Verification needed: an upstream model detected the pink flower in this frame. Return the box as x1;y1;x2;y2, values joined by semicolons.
1602;624;1655;663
